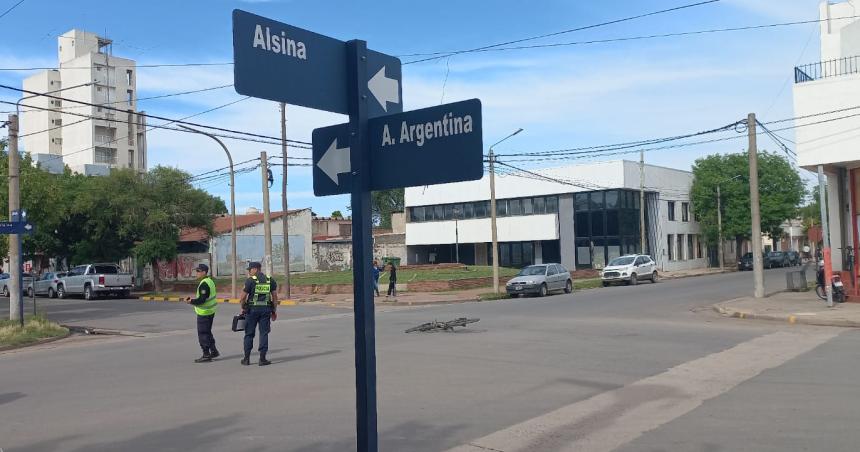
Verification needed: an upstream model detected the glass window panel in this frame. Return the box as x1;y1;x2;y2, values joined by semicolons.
574;193;589;211
575;212;590;237
511;243;523;267
510;199;523;216
500;243;510;267
444;205;454;220
411;207;424;222
533;197;546;214
453;204;465;220
522;242;534;266
474;201;486;218
546;196;558;213
593;238;606;267
605;191;619;209
496;200;508;217
687;234;694;259
591;211;605;236
589;192;604;210
607;237;621;262
522;198;533;215
667;201;676;221
667;235;674;261
677;234;684;261
576;239;591;266
621;191;629;209
434;205;444;221
682;202;689;222
606;211;620;236
634;192;640;209
464;203;474;219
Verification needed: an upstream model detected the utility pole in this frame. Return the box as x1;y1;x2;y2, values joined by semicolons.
280;102;291;299
639;150;646;254
455;218;460;263
180;125;238;298
818;165;834;307
489;151;500;293
717;184;724;269
7;114;21;325
261;151;274;276
748;113;765;298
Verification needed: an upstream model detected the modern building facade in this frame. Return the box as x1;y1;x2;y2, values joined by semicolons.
405;160;711;272
21;29;147;175
792;0;860;294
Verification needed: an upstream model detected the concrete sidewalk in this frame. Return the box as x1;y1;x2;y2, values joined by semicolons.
297;287;490;308
662;267;734;279
714;291;860;327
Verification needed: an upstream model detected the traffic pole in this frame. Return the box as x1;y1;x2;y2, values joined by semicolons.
346;39;378;452
717;184;724;269
489;150;500;293
748;114;765;298
7;114;22;325
261;151;274;276
280;102;291;299
639;149;646;253
818;165;834;307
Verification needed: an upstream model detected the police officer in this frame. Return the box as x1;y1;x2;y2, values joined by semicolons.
185;264;219;363
240;262;278;366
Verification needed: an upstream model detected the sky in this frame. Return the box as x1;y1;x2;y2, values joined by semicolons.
0;0;830;216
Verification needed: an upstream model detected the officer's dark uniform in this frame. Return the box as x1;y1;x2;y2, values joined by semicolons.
241;262;277;366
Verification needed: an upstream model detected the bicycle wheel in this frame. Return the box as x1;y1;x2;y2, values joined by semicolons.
405;323;433;333
815;285;827;300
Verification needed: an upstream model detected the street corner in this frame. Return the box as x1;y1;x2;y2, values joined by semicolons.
713;292;860;328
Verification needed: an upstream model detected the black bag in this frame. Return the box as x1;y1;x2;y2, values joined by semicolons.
232;314;246;332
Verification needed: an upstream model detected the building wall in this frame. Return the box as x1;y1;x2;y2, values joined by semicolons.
21;70;61;156
406;214;559;245
312;242;352;271
820;1;860;63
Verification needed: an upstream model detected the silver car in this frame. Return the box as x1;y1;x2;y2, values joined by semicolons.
31;272;67;298
0;273;36;297
506;263;573;297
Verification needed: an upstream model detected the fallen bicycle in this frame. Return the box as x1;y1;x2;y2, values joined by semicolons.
404;317;480;333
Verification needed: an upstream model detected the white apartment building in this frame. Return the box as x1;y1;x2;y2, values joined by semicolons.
20;29;147;175
405;160;719;272
792;1;860;291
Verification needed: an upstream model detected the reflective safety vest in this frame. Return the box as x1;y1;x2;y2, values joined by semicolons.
250;274;273;307
194;277;218;316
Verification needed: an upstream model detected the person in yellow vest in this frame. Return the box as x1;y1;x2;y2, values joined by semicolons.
239;261;278;366
185;264;219;363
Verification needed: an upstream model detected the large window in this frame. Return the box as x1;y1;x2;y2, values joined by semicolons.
546;196;558;213
667;201;676;221
667;234;674;261
687;234;694;260
408;196;560;223
677;234;685;261
509;199;523;216
533;197;546;214
682;202;689;222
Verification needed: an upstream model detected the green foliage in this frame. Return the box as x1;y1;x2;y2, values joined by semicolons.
371;188;404;228
330;210;343;219
798;184;826;229
690;152;804;247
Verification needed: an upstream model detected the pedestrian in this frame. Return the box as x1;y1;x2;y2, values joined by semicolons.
371;259;381;296
184;264;220;363
386;262;397;298
239;262;278;366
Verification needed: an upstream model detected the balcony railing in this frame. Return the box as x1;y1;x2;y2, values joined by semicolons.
795;56;860;83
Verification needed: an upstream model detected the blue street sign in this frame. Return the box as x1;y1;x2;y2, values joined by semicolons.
0;221;35;235
232;9;402;118
313;99;483;196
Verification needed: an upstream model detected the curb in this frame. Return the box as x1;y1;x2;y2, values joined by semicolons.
138;296;297;306
663;269;735;280
0;330;72;352
712;303;860;328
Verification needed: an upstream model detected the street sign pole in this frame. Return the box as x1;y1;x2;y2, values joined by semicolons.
346;39;378;452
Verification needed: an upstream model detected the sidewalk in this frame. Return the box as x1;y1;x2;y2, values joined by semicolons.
296;287;490;308
661;267;734;279
714;291;860;327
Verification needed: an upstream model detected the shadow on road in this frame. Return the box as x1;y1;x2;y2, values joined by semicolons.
289;420;469;452
0;391;26;406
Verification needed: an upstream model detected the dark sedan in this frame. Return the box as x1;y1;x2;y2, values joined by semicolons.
738;252;753;271
764;251;790;269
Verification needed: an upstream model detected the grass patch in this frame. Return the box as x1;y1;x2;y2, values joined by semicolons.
574;278;603;291
232;266;520;287
477;292;511;301
0;314;69;348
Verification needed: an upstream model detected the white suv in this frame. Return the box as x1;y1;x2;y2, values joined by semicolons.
600;254;658;287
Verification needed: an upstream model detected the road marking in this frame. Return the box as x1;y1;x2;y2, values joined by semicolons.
447;330;840;452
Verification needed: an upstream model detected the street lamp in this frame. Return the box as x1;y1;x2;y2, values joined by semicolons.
489;128;524;293
179;125;239;299
716;174;743;269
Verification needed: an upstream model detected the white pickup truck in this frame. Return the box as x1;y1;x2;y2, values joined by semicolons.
57;263;134;300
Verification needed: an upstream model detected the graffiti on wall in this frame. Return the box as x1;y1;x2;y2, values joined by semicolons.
215;235;306;276
154;253;209;281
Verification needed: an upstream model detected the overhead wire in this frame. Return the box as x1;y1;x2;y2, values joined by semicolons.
0;62;233;72
0;0;26;20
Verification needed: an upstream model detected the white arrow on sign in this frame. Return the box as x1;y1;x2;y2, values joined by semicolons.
317;138;351;185
24;223;32;231
368;66;400;112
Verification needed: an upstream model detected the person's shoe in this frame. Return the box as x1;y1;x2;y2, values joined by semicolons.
241;356;250;366
194;354;212;363
210;349;220;359
259;354;271;366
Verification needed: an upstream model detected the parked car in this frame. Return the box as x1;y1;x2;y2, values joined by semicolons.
786;250;801;266
764;251;790;269
31;271;67;298
0;272;36;297
57;264;134;300
600;254;658;286
738;252;754;271
506;263;573;297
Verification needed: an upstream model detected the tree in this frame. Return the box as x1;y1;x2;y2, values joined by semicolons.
331;210;343;219
371;188;404;229
133;166;226;292
798;184;827;230
690;152;804;258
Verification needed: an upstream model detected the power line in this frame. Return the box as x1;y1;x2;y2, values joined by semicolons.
0;62;233;72
0;0;26;20
400;0;720;64
0;84;313;146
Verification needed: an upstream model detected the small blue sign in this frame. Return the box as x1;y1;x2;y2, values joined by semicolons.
313;99;483;196
0;221;35;235
232;9;402;118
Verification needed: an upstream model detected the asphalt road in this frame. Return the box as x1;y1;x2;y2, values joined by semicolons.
3;266;857;452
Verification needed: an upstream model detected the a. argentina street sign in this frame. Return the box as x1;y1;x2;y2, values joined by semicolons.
313;99;483;196
0;221;35;235
232;9;402;118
